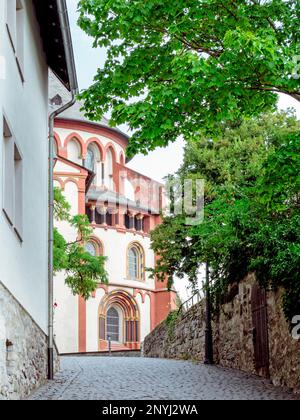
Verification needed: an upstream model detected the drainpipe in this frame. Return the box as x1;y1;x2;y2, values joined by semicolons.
48;0;78;380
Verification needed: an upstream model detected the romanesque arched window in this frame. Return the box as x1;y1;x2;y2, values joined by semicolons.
127;243;145;281
85;143;102;185
106;307;120;342
85;238;103;257
106;148;114;190
85;145;95;172
67;138;81;165
99;291;140;346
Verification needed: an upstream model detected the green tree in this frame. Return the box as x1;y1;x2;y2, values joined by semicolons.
78;0;300;156
149;112;300;321
54;187;108;299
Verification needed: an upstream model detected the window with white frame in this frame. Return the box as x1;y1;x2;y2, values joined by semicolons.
2;117;23;240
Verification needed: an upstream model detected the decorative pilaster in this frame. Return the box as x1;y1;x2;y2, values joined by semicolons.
98;205;108;226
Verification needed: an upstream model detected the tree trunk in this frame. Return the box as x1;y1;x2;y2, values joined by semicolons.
289;92;300;102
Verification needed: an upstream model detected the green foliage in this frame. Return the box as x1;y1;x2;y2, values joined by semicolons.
165;311;180;339
78;0;300;156
53;187;108;299
150;112;300;323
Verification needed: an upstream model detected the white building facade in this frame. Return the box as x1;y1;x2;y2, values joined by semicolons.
0;0;76;399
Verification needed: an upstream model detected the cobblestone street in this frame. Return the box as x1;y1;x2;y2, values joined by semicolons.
28;356;299;400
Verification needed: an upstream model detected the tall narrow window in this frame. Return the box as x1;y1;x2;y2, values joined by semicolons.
85;143;101;185
6;0;25;80
127;243;145;281
106;148;113;190
106;307;120;342
85;146;95;172
101;162;105;185
128;247;138;279
67;138;81;165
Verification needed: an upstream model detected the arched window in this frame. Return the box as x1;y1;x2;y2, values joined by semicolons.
85;143;102;185
85;239;103;256
67;138;81;165
129;247;138;279
105;148;114;190
106;307;120;342
85;241;97;257
127;243;145;281
85;146;95;172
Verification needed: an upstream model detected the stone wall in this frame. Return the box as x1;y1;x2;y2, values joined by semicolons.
213;274;256;374
0;282;59;400
144;301;206;361
144;274;300;393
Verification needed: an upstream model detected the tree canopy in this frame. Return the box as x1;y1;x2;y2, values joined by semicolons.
78;0;300;156
149;111;300;322
54;187;108;299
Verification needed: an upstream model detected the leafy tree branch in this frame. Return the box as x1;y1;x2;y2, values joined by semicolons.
78;0;300;156
53;187;108;300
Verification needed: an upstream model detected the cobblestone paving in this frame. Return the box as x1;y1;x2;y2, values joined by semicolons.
29;356;299;400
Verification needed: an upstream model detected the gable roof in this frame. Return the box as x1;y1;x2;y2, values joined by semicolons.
33;0;77;92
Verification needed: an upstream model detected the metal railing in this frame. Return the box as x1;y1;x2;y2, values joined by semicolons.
178;291;203;314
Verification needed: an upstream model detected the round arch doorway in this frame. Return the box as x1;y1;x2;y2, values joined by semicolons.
98;290;140;351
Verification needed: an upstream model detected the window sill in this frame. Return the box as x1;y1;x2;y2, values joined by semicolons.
125;277;146;283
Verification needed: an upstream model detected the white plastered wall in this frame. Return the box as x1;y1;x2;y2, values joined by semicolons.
0;0;49;332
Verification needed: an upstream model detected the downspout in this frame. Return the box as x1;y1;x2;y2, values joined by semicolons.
48;0;78;380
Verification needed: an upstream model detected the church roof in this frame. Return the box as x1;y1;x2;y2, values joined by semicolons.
86;187;160;215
